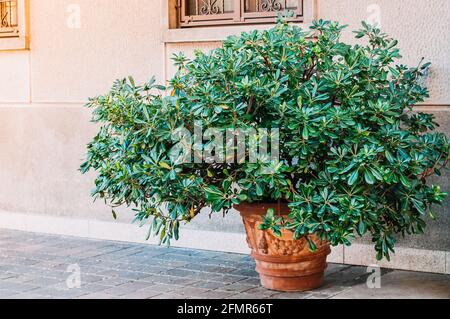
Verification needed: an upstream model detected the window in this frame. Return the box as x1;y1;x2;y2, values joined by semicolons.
0;0;28;50
178;0;304;28
0;0;18;38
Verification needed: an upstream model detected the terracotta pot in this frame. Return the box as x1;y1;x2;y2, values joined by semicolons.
237;202;331;292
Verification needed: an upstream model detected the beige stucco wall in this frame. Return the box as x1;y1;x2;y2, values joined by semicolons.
1;0;166;223
0;51;30;102
31;0;164;102
0;105;108;217
319;0;450;105
0;1;449;261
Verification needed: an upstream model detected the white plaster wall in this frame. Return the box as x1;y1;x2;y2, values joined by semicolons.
0;51;30;103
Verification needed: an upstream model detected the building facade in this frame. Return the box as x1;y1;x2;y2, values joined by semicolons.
0;0;449;273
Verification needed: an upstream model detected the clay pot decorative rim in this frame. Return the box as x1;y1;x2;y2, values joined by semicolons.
235;201;290;215
236;201;332;261
251;245;331;263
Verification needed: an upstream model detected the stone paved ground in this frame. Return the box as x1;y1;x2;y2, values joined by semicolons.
0;229;449;299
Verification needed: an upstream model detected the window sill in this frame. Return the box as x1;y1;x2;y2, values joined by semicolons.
162;23;313;43
0;36;28;51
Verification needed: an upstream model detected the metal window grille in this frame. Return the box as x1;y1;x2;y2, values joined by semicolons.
179;0;304;27
0;0;18;37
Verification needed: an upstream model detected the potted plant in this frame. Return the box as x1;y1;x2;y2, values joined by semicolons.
81;20;450;292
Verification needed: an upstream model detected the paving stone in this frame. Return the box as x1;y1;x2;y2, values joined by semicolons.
325;263;351;276
195;290;236;299
220;282;256;293
190;281;226;290
149;259;190;268
119;289;163;299
25;276;65;287
331;270;450;299
175;286;211;297
30;287;88;299
0;289;19;298
130;265;166;274
306;293;334;299
79;265;115;275
203;258;249;268
238;277;262;285
2;274;37;283
164;249;199;257
229;268;259;277
143;283;182;293
154;254;202;263
270;291;312;299
78;283;111;294
219;274;248;284
116;281;153;291
15;258;41;266
224;293;257;299
124;249;165;260
5;292;52;299
0;229;448;299
150;293;186;299
150;275;199;286
96;276;133;287
184;263;237;274
76;292;121;299
98;269;148;280
102;281;153;296
189;251;225;259
32;260;65;269
242;287;278;298
42;272;74;282
163;268;200;278
0;281;39;293
322;265;371;287
79;274;106;284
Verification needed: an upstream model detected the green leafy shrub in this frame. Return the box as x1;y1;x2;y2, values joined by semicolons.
81;20;450;260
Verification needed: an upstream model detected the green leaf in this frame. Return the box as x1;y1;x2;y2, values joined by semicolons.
370;167;383;181
204;186;223;196
266;208;275;218
348;170;359;186
141;154;153;163
385;150;395;163
307;237;317;252
411;198;426;215
358;220;366;235
237;194;248;201
341;162;356;174
429;210;436;220
173;221;180;240
272;227;282;238
399;174;412;188
158;162;171;170
256;183;263;196
302;126;309;140
364;169;375;184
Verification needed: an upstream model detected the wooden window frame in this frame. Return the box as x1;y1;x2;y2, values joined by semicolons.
0;0;29;51
178;0;304;28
